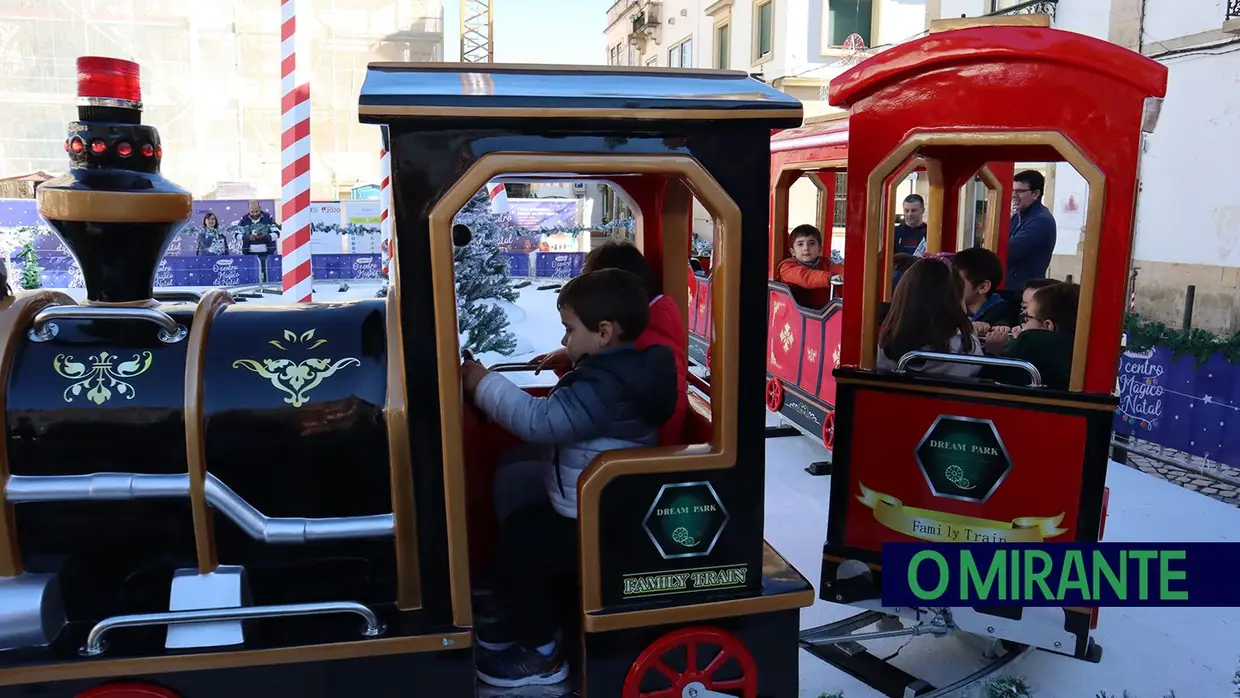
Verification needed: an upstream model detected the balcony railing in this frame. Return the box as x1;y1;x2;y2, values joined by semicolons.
607;0;639;30
1228;0;1240;21
988;0;1057;22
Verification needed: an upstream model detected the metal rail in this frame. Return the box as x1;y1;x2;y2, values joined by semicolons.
895;350;1044;387
29;306;188;343
5;472;395;543
80;601;385;656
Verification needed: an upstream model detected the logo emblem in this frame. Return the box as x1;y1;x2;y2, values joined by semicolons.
643;482;729;560
915;416;1013;504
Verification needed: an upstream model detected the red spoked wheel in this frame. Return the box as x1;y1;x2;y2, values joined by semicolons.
76;684;181;698
822;410;835;451
622;626;758;698
765;377;784;412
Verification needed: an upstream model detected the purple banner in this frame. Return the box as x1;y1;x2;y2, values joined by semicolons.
502;252;530;278
1;199;275;231
14;253;385;288
0;199;42;227
508;199;579;230
534;252;585;279
1114;347;1240;473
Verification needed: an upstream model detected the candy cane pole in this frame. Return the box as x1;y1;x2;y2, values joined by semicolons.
380;144;392;278
280;0;312;302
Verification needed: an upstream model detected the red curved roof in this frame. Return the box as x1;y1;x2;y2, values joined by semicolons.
828;25;1168;107
771;114;849;153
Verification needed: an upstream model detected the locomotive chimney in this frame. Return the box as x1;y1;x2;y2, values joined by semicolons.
35;56;192;305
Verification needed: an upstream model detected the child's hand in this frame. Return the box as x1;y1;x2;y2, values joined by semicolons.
533;348;571;375
460;359;488;395
984;327;1010;356
971;321;991;336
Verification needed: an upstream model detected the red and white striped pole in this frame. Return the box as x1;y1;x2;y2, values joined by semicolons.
379;144;392;278
280;0;312;302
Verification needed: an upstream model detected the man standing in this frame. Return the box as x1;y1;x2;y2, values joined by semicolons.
894;194;927;255
237;200;279;283
1005;170;1056;290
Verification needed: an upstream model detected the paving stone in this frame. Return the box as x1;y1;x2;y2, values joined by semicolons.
1202;488;1219;495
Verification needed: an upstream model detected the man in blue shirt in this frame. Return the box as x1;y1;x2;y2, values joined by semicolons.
1005;170;1056;290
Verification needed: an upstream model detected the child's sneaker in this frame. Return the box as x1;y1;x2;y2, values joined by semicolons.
475;640;569;688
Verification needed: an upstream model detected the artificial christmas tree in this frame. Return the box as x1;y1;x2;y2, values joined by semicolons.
454;189;519;356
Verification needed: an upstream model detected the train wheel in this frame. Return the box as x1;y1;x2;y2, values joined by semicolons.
765;377;784;412
822;411;835;451
76;684;181;698
622;626;758;698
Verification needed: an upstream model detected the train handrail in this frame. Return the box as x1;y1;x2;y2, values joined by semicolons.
29;305;188;343
894;351;1044;388
829;274;844;302
486;361;543;373
154;289;204;303
4;472;395;543
79;601;386;656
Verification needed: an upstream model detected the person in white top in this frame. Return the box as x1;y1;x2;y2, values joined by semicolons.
876;256;983;379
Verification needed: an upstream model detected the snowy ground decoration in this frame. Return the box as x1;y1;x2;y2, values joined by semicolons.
44;281;1240;696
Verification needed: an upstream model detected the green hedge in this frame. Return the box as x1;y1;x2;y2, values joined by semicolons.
1124;312;1240;366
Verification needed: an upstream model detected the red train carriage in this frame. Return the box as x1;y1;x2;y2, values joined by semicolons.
799;15;1167;695
0;59;815;697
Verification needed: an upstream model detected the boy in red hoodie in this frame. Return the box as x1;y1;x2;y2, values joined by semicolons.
533;241;688;445
775;224;844;309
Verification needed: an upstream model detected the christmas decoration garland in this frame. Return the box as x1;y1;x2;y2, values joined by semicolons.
1124;311;1240;366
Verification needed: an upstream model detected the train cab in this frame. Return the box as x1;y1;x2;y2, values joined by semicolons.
797;16;1169;696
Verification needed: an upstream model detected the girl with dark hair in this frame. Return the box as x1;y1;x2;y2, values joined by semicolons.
875;257;982;379
0;261;12;308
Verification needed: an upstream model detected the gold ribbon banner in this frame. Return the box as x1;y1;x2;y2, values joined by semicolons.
855;483;1068;543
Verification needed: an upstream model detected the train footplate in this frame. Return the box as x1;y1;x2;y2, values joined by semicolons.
799;611;1033;698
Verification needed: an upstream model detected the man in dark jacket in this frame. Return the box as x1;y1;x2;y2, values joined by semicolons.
236;200;279;283
459;268;678;689
1005;170;1057;290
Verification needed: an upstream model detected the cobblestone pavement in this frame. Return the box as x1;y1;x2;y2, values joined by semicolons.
1123;450;1240;508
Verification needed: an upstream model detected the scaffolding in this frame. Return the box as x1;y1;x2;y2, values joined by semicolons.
460;0;491;63
0;0;444;202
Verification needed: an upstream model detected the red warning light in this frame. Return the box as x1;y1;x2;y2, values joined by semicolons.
141;144;154;157
116;142;133;157
76;56;141;104
155;145;163;158
90;139;108;154
69;138;85;154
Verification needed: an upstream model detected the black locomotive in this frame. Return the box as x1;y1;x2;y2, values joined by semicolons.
0;55;811;697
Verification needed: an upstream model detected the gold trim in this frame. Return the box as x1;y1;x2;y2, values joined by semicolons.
0;291;75;577
770;159;848;278
929;14;1050;33
82;299;162;308
385;205;423;611
585;542;813;632
0;631;473;688
426;154;742;621
360;106;803;121
857;131;1105;392
36;188;192;224
834;375;1116;412
185;289;233;574
880;156;938;300
975;165;1003;251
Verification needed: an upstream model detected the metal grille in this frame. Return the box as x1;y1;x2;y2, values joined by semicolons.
1228;0;1240;20
833;172;848;229
461;0;493;63
989;0;1057;21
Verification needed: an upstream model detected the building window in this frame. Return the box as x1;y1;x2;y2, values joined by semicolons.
646;55;658;66
609;43;621;65
668;38;692;67
829;0;872;48
990;0;1022;10
714;23;730;68
754;1;773;61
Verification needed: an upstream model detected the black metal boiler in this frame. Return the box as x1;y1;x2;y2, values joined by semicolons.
0;56;419;674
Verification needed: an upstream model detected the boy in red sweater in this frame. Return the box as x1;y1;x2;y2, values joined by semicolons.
775;224;844;309
534;241;688;445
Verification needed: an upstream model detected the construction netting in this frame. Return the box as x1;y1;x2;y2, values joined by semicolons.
0;0;443;204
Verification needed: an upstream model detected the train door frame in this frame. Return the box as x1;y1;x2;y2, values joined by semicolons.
797;17;1168;696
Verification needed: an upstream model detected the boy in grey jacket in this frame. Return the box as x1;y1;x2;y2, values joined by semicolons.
460;268;679;688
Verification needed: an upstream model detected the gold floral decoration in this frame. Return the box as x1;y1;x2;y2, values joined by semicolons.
232;329;360;408
53;351;153;405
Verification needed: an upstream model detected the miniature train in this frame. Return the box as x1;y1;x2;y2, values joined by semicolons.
0;14;1167;698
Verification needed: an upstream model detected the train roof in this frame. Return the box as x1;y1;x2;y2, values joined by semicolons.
358;62;803;128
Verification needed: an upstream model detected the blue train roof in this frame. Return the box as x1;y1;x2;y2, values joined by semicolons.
358;62;803;127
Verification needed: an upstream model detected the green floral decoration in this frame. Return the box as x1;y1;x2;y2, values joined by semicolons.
17;240;40;290
1124;311;1240;366
987;675;1034;698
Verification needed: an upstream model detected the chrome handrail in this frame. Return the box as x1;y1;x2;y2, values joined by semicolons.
29;306;188;343
486;362;542;373
80;601;386;656
4;472;395;543
894;351;1044;388
829;274;844;302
